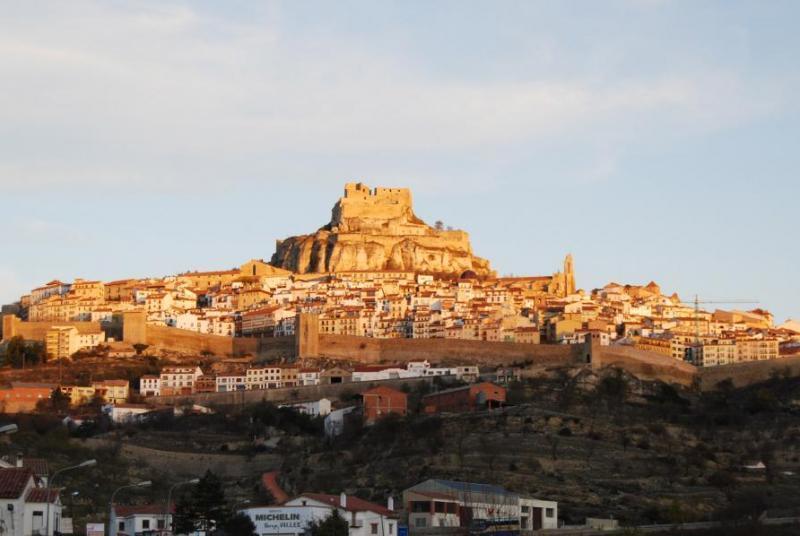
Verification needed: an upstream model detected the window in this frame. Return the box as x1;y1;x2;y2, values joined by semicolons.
119;522;125;531
411;501;430;513
371;523;378;534
545;508;554;518
157;520;165;529
434;502;446;513
143;520;150;529
415;518;427;528
389;524;393;534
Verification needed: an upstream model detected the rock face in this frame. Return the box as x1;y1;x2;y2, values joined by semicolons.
271;183;494;276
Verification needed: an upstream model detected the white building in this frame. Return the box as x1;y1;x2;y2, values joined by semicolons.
109;404;156;424
0;468;62;536
298;369;321;386
324;406;358;437
110;504;168;536
246;367;283;390
403;479;557;533
159;366;204;395
241;493;398;536
280;398;332;417
139;376;161;397
351;366;411;383
216;374;247;392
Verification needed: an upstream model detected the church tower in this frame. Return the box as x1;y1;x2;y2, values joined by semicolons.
564;253;576;295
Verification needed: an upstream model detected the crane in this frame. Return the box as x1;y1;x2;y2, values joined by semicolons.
678;295;759;362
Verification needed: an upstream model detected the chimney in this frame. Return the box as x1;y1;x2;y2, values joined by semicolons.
15;453;23;468
340;492;347;508
387;497;394;511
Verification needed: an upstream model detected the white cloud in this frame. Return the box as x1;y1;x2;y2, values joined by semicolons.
10;219;91;244
0;1;789;193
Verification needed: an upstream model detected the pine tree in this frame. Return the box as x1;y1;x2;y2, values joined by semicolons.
310;509;349;536
172;471;229;534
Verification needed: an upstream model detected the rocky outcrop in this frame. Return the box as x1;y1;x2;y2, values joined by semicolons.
271;183;493;277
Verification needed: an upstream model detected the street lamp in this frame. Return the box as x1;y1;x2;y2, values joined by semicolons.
165;478;200;533
0;424;18;435
110;481;152;536
46;459;97;536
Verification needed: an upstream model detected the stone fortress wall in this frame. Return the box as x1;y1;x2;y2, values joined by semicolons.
3;312;795;392
2;314;104;341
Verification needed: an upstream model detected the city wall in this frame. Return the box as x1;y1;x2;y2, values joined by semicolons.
122;312;294;359
317;333;583;366
1;314;104;341
591;344;697;387
151;375;435;407
698;355;800;389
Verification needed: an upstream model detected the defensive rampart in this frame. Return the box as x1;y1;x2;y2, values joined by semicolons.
122;311;294;359
1;314;104;341
317;333;583;365
698;355;800;389
590;344;697;387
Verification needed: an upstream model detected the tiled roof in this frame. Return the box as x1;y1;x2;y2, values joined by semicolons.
0;468;33;499
296;493;396;517
22;458;49;477
26;488;59;504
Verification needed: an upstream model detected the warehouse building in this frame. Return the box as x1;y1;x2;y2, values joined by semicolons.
402;479;557;532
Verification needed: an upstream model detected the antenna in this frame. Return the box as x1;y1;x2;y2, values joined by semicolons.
681;295;759;363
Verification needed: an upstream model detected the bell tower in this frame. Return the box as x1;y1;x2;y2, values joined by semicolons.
564;253;576;295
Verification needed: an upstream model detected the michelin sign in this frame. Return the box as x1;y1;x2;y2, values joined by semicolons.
242;507;315;535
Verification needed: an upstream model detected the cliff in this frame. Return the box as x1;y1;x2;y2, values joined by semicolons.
271;183;494;276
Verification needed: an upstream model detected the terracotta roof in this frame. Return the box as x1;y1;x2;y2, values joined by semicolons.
0;468;33;499
295;493;396;516
22;458;49;477
26;488;59;504
362;386;407;397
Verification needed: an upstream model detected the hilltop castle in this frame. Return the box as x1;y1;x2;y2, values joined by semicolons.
271;183;494;277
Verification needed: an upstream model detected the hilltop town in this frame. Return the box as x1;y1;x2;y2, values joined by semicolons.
1;184;800;536
3;184;798;370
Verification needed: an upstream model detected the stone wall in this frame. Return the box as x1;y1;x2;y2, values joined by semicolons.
591;344;697;387
317;334;583;366
120;311;292;359
1;314;104;341
83;438;280;478
698;355;800;389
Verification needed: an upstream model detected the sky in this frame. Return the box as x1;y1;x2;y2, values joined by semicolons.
0;1;798;322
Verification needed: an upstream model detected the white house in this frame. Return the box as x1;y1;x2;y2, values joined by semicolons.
241;493;398;536
324;406;358;437
216;374;247;393
280;398;331;417
245;367;283;390
110;504;169;536
159;366;204;395
0;467;62;536
139;376;161;397
298;369;321;386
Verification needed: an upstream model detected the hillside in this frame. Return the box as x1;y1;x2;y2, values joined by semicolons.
273;366;800;526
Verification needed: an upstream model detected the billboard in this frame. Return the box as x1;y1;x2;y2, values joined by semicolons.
241;507;319;535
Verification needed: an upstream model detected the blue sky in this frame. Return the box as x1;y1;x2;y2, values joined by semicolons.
1;1;798;322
